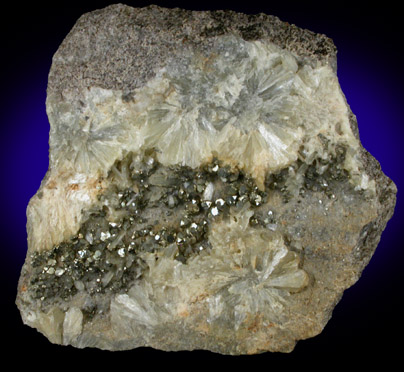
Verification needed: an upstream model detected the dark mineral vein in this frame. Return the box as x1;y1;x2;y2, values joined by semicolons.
28;145;354;312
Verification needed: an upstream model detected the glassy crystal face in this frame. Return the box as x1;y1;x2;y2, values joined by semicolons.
17;5;396;355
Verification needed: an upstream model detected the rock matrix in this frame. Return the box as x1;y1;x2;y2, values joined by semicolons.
17;4;396;354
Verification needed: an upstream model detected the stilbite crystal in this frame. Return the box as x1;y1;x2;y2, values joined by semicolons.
16;4;396;354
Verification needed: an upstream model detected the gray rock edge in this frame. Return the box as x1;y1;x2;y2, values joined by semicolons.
47;4;337;111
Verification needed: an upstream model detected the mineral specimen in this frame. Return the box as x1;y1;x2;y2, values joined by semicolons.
16;4;396;354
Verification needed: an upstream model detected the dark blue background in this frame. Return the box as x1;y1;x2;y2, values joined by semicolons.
1;0;402;366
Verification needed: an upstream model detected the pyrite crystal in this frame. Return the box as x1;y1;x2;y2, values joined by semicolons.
17;4;396;354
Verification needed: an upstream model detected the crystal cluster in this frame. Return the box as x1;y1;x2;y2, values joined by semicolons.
17;5;396;354
28;151;311;325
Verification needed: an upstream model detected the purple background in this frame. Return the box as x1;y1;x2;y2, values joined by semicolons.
1;0;402;366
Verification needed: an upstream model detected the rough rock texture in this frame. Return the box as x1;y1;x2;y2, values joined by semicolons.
16;4;396;354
